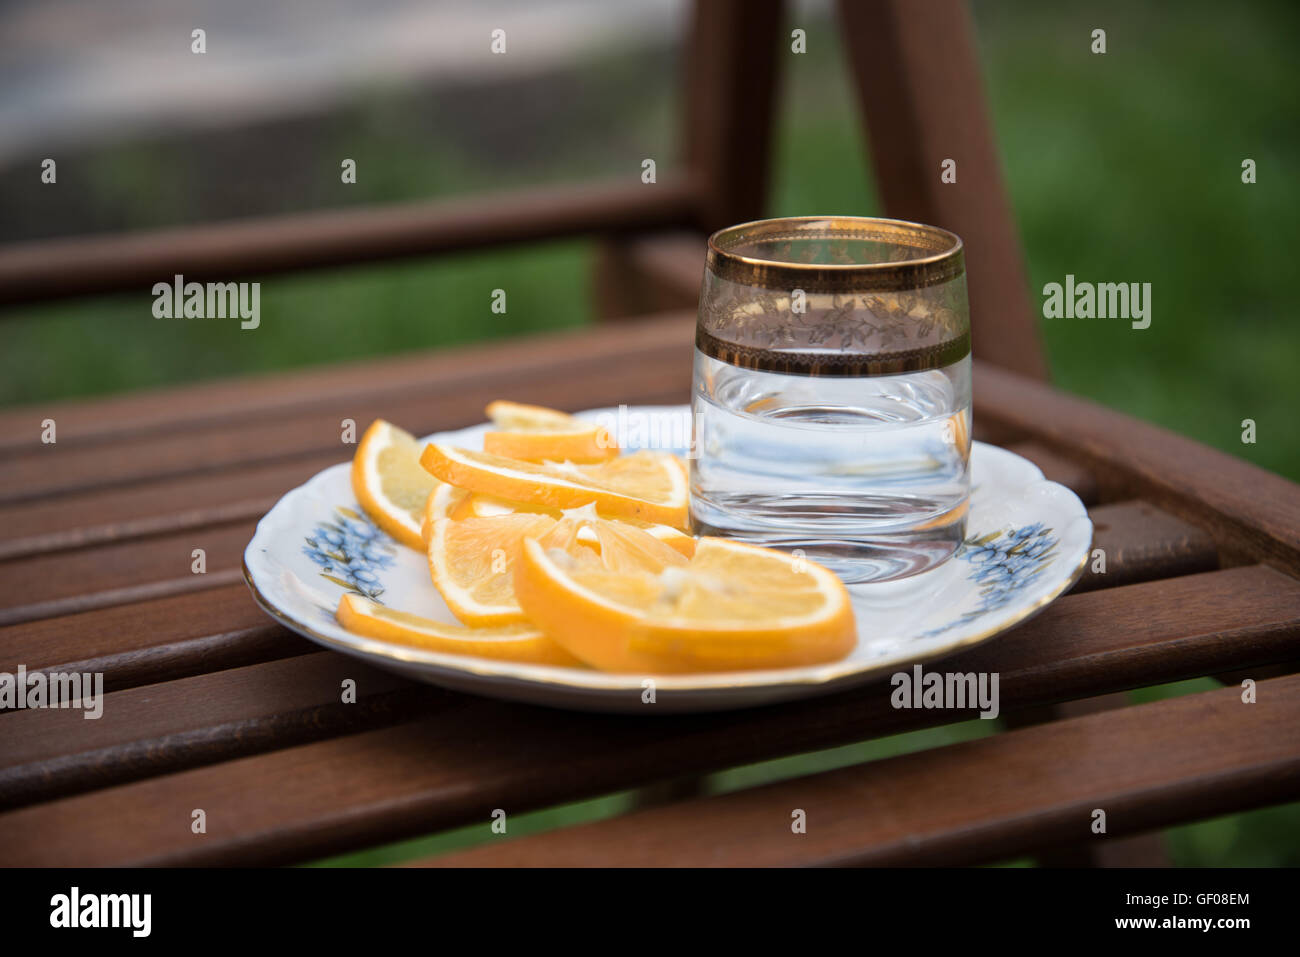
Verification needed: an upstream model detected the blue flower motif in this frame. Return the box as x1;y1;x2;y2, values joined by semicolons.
343;518;378;541
973;563;1013;584
303;505;397;601
918;523;1060;638
358;543;392;565
961;524;1058;614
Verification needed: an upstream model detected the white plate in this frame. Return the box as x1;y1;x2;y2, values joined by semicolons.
243;406;1091;713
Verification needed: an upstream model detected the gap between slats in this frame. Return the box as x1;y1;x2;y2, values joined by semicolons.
0;583;311;695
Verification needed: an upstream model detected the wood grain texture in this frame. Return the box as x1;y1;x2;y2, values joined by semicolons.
0;653;437;810
838;0;1047;380
0;178;698;307
0;522;255;626
0;312;694;453
1075;501;1219;591
0;453;340;561
1;565;1295;866
422;675;1300;867
974;360;1300;576
0;583;310;693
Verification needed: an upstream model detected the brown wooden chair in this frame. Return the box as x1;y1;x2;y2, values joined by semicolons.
13;1;1274;869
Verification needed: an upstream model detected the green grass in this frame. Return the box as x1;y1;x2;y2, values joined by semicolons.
4;0;1297;866
1;242;593;402
977;0;1300;480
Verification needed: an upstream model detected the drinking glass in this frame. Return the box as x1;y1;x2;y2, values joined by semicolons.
690;216;972;584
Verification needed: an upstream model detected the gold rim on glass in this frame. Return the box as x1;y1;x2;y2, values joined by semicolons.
695;327;972;377
706;215;965;293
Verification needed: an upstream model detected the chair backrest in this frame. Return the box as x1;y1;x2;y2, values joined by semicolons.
0;0;1046;381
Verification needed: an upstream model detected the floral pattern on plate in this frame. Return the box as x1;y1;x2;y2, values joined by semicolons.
301;505;397;602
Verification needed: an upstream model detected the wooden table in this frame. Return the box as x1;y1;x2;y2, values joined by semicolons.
2;310;1298;867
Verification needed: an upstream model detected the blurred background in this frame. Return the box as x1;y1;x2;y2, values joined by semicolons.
1;0;1297;865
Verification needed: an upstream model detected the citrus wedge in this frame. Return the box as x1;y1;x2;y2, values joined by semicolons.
336;594;582;666
420;445;688;530
514;535;857;674
482;400;618;463
427;512;561;626
427;504;689;626
455;492;695;556
352;419;441;550
420;481;471;545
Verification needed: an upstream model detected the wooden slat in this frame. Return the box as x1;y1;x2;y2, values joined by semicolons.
1074;501;1219;592
1;565;1294;866
0;454;339;561
0;312;695;454
423;674;1300;867
0;653;436;810
974;360;1300;577
0;179;699;307
838;0;1047;380
0;522;255;626
0;583;309;694
683;0;784;231
0;335;694;507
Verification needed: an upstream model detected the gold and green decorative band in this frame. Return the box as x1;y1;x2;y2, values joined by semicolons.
706;216;965;293
696;327;971;377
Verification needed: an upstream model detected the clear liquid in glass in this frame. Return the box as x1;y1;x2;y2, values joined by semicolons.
690;348;971;584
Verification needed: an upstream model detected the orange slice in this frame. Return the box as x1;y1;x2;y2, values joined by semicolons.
420;445;688;530
336;594;582;667
420;481;471;545
352;419;441;550
427;512;562;626
455;492;695;556
514;534;857;674
482;400;617;463
427;504;688;626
